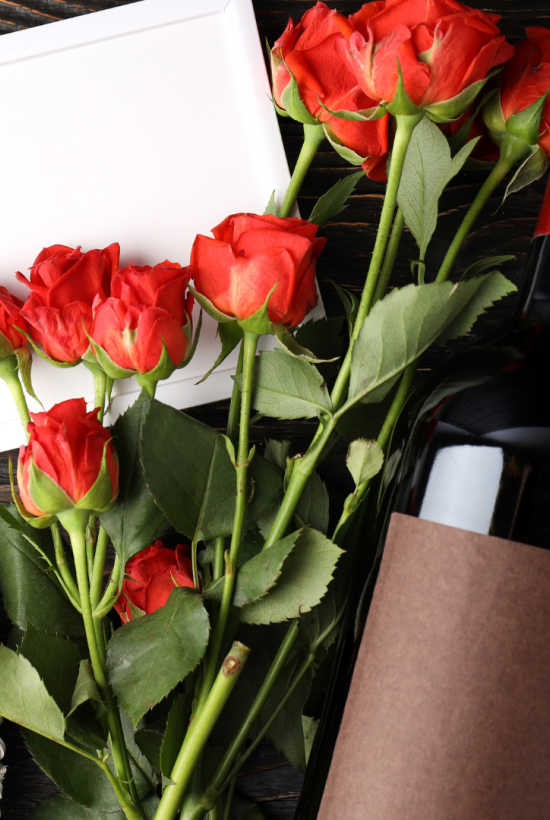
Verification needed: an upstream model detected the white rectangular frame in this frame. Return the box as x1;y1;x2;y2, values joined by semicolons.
0;0;322;451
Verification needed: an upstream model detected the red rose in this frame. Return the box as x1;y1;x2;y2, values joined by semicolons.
191;213;326;328
17;398;118;518
271;1;389;180
499;28;550;157
90;261;194;377
16;243;120;363
0;287;28;356
114;541;195;623
334;0;514;114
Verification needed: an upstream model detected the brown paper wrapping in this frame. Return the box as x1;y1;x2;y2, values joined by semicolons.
318;513;550;820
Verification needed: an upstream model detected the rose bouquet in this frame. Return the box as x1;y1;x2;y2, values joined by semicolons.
0;2;549;820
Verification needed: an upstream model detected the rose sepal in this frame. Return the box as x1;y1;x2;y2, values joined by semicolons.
176;309;202;371
316;99;386;122
274;324;339;363
27;459;74;514
482;91;507;144
14;347;41;405
424;72;498;124
83;338;136;381
270;96;291;119
0;330;14;362
8;458;55;529
188;285;235;324
383;61;422;117
15;326;79;369
323;123;370;165
505;89;550;147
74;440;118;514
279;58;320;126
237;283;279;336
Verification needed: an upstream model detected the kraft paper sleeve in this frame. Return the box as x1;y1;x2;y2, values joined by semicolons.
318;512;550;820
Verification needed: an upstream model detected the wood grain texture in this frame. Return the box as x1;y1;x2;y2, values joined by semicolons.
0;0;549;817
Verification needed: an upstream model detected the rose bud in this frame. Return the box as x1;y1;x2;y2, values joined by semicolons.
0;287;28;359
334;0;514;120
88;261;195;394
271;1;389;180
114;541;195;623
16;398;118;525
483;28;550;157
16;243;120;365
0;286;39;415
191;213;326;331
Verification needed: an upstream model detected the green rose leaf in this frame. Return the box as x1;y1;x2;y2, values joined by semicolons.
204;531;300;608
23;731;121;810
295;472;329;534
293;316;344;382
0;646;65;741
32;793;124;819
346;439;385;487
197;321;244;384
398;116;479;261
0;505;84;638
106;588;209;725
141;400;282;542
238;528;343;625
100;395;170;566
19;625;80;715
461;255;515;282
159;692;188;776
347;275;516;408
65;660;108;751
309;171;365;227
503;145;548;204
241;351;333;420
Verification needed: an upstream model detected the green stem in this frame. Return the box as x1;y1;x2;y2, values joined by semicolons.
222;779;236;820
0;354;31;437
90;525;110;610
59;509;145;820
51;521;81;607
213;345;245;583
93;367;108;423
262;418;335;550
199;332;259;707
373;209;406;305
93;554;122;617
330;113;423;412
136;377;157;400
209;620;300;792
279;124;325;219
261;117;422;552
436;136;527;284
154;643;250;820
333;361;417;539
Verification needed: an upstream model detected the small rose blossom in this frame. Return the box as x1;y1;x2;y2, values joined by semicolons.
499;27;550;157
16;243;120;364
191;213;326;328
90;261;194;376
271;1;389;180
0;287;28;356
17;398;118;517
115;541;195;623
334;0;514;114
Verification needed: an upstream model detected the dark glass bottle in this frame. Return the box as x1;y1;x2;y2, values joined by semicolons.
294;175;550;819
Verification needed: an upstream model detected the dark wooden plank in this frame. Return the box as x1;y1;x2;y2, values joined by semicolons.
1;0;550;817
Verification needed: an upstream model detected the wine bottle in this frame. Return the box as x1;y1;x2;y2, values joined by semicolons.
294;174;550;820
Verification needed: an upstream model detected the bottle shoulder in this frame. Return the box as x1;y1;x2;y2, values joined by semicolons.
386;324;550;549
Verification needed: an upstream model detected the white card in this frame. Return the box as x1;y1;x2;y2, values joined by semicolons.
0;0;323;451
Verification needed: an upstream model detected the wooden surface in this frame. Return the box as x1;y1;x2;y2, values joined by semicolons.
1;0;549;817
